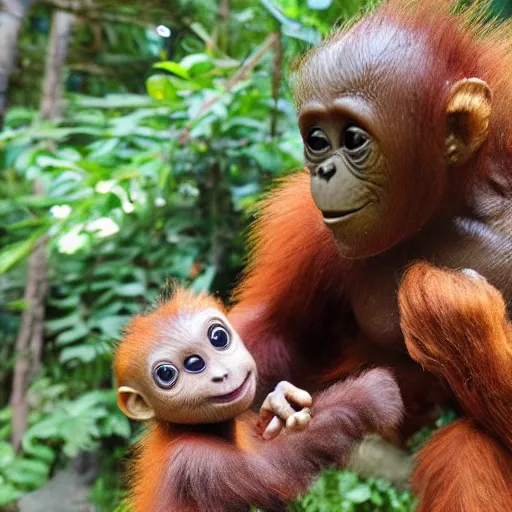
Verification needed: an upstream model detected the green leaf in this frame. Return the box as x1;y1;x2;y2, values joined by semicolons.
307;0;333;9
47;295;81;309
3;458;49;487
0;234;40;274
0;482;22;506
153;62;190;79
0;442;15;467
55;324;90;345
116;283;146;297
59;344;97;364
95;315;130;338
20;439;55;464
146;74;178;101
344;484;372;504
36;155;79;170
6;299;28;311
101;414;131;439
180;53;214;76
191;266;216;293
46;312;82;333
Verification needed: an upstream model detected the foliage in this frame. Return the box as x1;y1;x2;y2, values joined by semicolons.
1;0;501;509
291;471;416;512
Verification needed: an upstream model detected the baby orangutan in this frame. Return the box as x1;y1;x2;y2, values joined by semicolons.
114;287;403;512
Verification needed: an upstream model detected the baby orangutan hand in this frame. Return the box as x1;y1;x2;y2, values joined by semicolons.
257;381;313;440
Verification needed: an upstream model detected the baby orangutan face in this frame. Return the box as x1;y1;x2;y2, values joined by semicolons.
116;305;257;424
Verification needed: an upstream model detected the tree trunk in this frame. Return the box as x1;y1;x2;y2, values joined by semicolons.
0;0;36;127
10;9;74;453
217;0;229;54
40;10;75;119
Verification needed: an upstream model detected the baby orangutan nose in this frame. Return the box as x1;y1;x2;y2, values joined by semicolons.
211;369;229;382
317;160;336;182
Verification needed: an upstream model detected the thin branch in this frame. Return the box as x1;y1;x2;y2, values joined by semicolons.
270;29;282;138
179;32;279;145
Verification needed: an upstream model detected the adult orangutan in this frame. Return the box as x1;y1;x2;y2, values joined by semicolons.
229;0;512;509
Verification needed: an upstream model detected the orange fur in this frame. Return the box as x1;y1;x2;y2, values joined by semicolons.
128;419;257;512
399;263;512;509
116;288;404;512
411;420;512;512
229;2;512;509
114;287;224;386
233;171;347;313
296;0;512;175
399;262;512;451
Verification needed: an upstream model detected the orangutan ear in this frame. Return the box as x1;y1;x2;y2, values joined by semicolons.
445;78;492;165
117;386;155;421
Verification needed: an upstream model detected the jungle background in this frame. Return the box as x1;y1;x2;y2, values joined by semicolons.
0;0;510;510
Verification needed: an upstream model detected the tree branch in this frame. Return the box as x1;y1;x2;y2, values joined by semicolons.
179;32;279;145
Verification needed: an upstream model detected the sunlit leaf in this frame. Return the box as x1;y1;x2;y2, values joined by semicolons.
307;0;333;10
0;482;22;506
0;234;41;274
153;61;190;79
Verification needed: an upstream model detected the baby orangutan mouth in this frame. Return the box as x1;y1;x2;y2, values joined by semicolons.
209;372;252;403
322;202;371;224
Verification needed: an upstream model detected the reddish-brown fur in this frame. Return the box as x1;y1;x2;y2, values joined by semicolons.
115;287;223;387
153;371;402;512
229;0;512;508
398;263;512;510
116;291;403;512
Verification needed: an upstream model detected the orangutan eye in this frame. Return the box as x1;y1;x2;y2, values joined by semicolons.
208;324;230;349
343;126;370;152
306;128;331;154
184;355;206;373
154;364;179;389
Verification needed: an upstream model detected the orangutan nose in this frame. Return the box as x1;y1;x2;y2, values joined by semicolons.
211;369;229;383
317;161;336;182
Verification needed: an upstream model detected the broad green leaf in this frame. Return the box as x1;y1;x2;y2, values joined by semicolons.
0;442;15;467
95;315;130;338
153;62;190;79
180;54;214;76
116;283;146;297
0;234;40;274
3;458;49;487
191;266;216;293
47;295;80;309
6;299;28;311
46;312;82;333
307;0;333;9
20;440;55;464
59;344;97;364
344;484;372;504
146;74;178;101
36;155;79;170
55;324;89;345
0;482;22;506
101;414;131;439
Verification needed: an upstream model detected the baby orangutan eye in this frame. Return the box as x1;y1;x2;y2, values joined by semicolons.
342;126;370;152
154;363;179;389
184;355;206;373
208;324;230;349
306;128;331;154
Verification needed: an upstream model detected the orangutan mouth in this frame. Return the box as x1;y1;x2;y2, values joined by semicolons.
322;202;372;224
209;372;252;403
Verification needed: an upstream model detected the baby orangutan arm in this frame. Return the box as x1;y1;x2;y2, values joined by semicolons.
258;380;313;440
162;369;403;512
